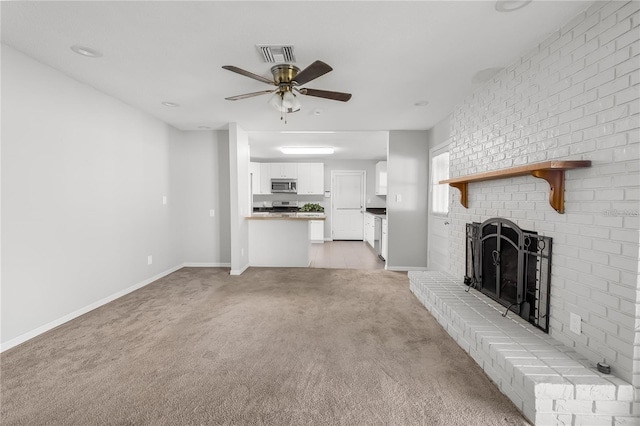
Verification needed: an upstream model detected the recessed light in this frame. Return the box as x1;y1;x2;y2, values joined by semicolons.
161;101;180;107
70;45;102;58
280;147;335;155
414;101;429;107
495;0;531;12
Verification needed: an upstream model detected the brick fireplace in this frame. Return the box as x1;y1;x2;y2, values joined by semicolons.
411;1;639;424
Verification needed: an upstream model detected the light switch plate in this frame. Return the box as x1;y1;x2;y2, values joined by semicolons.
162;196;167;205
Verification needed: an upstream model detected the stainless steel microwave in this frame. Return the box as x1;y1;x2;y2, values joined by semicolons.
271;179;297;193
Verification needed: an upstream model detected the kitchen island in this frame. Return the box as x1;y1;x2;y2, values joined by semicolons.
247;213;325;267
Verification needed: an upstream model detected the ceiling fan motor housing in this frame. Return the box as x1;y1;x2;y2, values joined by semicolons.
271;64;300;85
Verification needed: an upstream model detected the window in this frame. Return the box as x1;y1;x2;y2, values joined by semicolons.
431;152;449;215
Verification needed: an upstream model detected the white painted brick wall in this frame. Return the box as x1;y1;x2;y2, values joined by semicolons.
447;0;640;396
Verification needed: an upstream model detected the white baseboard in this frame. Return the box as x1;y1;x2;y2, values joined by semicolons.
182;262;231;268
229;263;249;276
0;264;184;353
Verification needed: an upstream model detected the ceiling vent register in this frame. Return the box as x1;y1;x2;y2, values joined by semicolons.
257;45;296;63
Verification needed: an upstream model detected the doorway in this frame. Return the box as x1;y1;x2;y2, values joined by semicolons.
331;170;365;240
427;141;450;272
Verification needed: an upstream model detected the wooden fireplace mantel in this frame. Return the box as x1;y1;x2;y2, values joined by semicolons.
440;160;592;214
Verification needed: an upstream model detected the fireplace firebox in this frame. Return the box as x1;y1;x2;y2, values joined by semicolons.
465;218;552;332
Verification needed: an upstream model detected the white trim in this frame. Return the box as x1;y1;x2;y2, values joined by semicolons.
229;263;249;276
324;238;333;242
183;262;231;268
1;264;183;352
427;139;451;272
385;266;429;272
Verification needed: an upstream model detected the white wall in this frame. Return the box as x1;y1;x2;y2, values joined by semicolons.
446;1;639;386
1;45;233;349
427;114;452;150
172;131;231;265
1;45;183;345
387;130;429;270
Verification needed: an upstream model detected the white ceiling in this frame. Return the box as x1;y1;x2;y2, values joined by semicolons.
249;131;389;160
1;1;592;160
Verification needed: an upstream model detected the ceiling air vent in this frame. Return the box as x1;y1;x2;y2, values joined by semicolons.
257;45;295;63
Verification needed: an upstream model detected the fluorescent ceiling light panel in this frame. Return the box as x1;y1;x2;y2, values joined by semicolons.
279;131;336;134
280;147;335;155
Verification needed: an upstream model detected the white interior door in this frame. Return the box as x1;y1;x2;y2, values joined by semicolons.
428;141;450;272
331;171;365;240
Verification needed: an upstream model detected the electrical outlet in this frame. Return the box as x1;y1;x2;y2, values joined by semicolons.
210;209;215;217
162;196;167;205
569;312;581;334
396;194;402;203
147;255;153;265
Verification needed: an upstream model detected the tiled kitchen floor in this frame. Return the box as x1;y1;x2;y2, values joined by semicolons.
309;241;385;270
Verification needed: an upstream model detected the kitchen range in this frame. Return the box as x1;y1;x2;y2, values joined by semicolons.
252;201;325;218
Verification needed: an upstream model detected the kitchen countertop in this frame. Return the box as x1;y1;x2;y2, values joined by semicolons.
247;212;326;220
365;208;386;215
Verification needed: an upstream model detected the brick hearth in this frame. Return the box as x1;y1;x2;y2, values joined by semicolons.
409;271;635;425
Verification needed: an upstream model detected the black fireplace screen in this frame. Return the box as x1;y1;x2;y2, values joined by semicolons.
465;218;552;332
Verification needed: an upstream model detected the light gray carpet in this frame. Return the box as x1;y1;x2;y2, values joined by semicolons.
1;267;529;425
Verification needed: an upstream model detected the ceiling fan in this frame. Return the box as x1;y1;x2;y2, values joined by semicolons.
222;60;352;119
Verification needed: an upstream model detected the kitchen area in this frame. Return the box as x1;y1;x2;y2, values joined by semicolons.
247;154;388;269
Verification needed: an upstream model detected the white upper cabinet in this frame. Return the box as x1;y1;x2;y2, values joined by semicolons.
251;162;323;194
270;163;298;179
375;161;387;195
249;162;270;195
297;163;324;194
249;162;261;195
257;163;271;194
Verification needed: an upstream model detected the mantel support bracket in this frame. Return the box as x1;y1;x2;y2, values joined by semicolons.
531;169;565;214
449;182;468;208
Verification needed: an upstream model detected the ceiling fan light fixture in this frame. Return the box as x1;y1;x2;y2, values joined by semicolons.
280;147;335;155
269;90;301;113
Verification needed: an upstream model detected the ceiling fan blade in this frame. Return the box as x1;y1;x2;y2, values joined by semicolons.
225;90;275;101
222;65;274;85
292;60;333;86
299;88;352;102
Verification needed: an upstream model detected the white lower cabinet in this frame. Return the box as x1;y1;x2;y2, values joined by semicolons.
364;213;375;247
309;220;324;243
